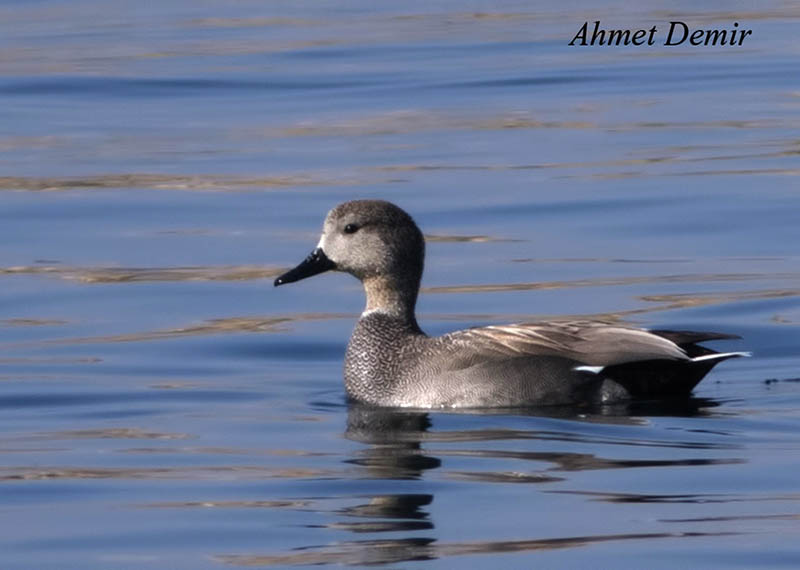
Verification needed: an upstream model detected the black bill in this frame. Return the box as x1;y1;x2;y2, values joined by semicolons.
274;248;335;286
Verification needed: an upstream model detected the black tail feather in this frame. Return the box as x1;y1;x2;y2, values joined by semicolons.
602;352;746;400
649;329;741;358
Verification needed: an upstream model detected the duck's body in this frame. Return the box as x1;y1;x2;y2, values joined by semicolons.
275;200;747;408
344;311;740;408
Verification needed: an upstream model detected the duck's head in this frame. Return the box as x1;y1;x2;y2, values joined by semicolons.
274;200;425;292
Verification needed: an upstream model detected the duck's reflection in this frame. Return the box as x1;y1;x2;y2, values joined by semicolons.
343;399;734;482
336;400;734;537
217;400;743;566
344;405;440;479
327;494;434;533
297;407;438;558
247;400;738;567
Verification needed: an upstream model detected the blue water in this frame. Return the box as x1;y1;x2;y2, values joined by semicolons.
1;1;800;568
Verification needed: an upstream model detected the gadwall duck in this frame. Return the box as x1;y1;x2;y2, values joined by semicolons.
275;200;747;408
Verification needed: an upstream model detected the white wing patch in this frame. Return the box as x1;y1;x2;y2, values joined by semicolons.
573;365;605;374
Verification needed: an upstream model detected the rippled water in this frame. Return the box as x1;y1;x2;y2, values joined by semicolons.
2;1;800;568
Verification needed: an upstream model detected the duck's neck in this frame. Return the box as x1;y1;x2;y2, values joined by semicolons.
362;275;422;331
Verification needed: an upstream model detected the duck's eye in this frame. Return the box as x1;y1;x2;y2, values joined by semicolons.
344;223;359;234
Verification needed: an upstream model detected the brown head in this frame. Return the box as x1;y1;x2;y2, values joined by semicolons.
275;200;425;318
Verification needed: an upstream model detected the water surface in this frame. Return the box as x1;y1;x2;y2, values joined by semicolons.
2;1;800;568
